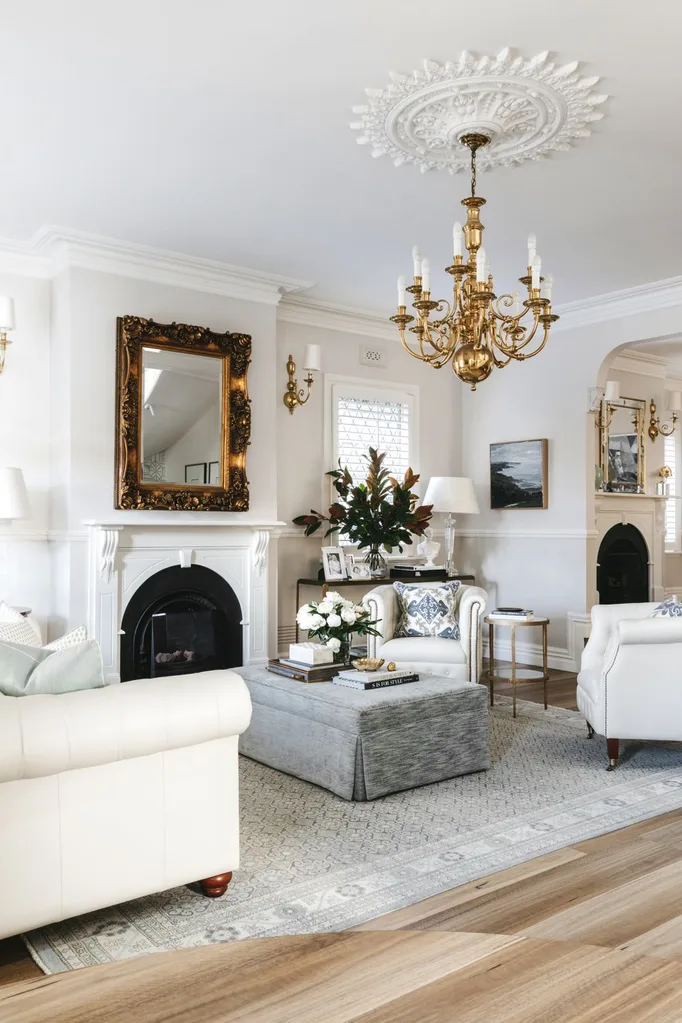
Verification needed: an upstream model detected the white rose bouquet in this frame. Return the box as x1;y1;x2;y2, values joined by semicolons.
296;592;379;663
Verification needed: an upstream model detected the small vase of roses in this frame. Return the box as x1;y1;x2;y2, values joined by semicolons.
295;592;379;664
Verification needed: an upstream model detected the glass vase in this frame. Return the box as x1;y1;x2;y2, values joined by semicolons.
364;545;388;579
335;635;352;665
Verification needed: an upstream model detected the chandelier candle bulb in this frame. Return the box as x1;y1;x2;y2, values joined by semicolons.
397;275;407;307
453;221;463;257
527;234;536;266
511;292;521;316
421;258;430;292
541;274;553;301
412;245;422;278
476;247;487;283
531;256;541;291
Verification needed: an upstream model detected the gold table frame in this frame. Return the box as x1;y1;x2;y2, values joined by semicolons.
485;616;550;718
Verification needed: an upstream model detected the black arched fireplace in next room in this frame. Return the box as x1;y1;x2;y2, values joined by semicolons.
120;565;242;683
597;523;649;605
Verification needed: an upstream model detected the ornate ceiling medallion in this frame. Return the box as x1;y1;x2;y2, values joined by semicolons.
350;49;607;173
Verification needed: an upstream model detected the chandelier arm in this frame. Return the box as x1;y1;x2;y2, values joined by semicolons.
499;320;552;362
492;308;543;355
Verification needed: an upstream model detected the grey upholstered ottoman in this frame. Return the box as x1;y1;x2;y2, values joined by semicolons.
237;665;489;801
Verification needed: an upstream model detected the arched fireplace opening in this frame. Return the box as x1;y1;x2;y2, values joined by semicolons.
597;524;649;604
120;565;242;682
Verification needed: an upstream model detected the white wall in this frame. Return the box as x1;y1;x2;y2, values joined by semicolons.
275;320;463;648
460;302;682;666
0;272;51;630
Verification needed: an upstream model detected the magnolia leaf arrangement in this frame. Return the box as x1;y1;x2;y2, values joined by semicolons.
293;448;433;572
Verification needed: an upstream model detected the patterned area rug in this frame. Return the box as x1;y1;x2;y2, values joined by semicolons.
24;699;682;974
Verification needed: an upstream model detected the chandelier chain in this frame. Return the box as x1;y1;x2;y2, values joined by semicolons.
470;146;476;198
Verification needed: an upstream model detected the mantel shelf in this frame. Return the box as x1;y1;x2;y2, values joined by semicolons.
594;493;667;500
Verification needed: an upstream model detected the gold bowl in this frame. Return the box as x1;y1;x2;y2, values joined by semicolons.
351;657;385;672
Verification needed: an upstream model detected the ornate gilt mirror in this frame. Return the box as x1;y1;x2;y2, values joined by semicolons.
599;395;646;493
115;316;251;510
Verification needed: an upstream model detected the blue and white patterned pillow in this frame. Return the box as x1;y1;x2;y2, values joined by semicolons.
651;597;682;617
394;581;461;640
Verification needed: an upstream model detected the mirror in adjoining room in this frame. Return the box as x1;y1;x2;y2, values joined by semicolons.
115;315;251;511
599;395;646;493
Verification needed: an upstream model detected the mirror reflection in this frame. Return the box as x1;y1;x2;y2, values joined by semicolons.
141;347;223;487
602;396;646;492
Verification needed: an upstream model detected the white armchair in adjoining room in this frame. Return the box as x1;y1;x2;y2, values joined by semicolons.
0;669;252;940
577;602;682;770
364;582;488;682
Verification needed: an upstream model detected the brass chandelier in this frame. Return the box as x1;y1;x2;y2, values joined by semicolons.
390;133;559;389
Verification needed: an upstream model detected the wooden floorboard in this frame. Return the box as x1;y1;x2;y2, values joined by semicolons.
4;669;682;1017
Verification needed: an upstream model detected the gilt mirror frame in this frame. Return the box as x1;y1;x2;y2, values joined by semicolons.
599;394;646;493
115;315;251;511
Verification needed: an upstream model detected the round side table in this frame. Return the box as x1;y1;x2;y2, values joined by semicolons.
484;616;550;718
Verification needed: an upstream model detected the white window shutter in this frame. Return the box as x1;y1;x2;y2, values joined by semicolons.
664;433;677;547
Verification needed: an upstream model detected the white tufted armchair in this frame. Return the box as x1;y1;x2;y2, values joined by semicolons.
578;602;682;770
363;582;488;682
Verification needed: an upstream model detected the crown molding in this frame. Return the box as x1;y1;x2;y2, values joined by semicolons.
552;275;682;333
611;349;669;379
0;226;313;305
277;294;396;341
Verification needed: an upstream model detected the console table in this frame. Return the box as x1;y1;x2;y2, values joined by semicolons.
295;574;475;641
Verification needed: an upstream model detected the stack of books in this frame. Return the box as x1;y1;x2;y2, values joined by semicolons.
267;658;344;683
488;607;535;622
331;666;419;691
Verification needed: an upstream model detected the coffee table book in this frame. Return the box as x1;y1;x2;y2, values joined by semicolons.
267;659;347;683
331;671;419;691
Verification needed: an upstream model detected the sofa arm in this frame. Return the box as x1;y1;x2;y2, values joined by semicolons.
615;616;682;646
363;585;398;658
458;586;488;683
0;669;252;784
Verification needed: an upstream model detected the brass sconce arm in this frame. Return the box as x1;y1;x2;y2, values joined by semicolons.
648;399;678;442
283;353;314;414
0;332;12;374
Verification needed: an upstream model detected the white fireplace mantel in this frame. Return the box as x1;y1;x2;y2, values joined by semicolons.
588;493;666;607
86;520;282;681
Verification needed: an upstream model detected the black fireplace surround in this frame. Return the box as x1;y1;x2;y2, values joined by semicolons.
597;523;649;605
120;565;242;682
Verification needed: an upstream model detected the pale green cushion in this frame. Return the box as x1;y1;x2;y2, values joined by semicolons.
0;640;105;696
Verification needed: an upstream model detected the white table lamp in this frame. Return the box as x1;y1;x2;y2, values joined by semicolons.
0;467;31;520
423;476;479;576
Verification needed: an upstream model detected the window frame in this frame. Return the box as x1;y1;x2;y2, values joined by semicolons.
323;374;420;509
664;428;681;553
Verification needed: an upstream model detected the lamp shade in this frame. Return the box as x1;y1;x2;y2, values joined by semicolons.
667;390;682;412
423;476;479;514
0;467;31;519
302;344;322;372
604;380;620;402
0;297;15;332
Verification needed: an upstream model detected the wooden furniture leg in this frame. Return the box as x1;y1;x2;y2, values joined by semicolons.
488;622;494;706
199;872;233;898
542;621;548;710
606;738;619;772
511;624;517;719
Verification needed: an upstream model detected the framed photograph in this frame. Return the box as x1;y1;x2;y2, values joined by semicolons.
607;433;639;488
321;546;347;582
348;560;371;580
208;460;220;486
490;439;548;510
184;462;207;485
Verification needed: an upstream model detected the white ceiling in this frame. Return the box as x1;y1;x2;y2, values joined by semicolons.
2;0;682;310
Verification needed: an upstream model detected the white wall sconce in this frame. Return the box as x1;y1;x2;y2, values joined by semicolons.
648;391;682;441
283;344;322;414
0;297;15;374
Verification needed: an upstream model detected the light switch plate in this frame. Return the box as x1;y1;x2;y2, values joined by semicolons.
360;344;387;368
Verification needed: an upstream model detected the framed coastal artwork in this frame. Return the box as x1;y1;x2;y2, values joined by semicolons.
490;439;548;510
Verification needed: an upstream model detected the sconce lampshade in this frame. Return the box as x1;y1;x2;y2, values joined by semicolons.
423;476;479;514
666;390;682;412
604;380;620;402
0;467;31;519
302;344;322;372
0;297;15;332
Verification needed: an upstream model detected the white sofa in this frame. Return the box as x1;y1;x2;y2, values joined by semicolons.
577;602;682;769
0;669;252;939
364;583;488;682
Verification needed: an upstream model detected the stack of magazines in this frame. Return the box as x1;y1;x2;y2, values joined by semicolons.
331;666;419;691
488;607;534;622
